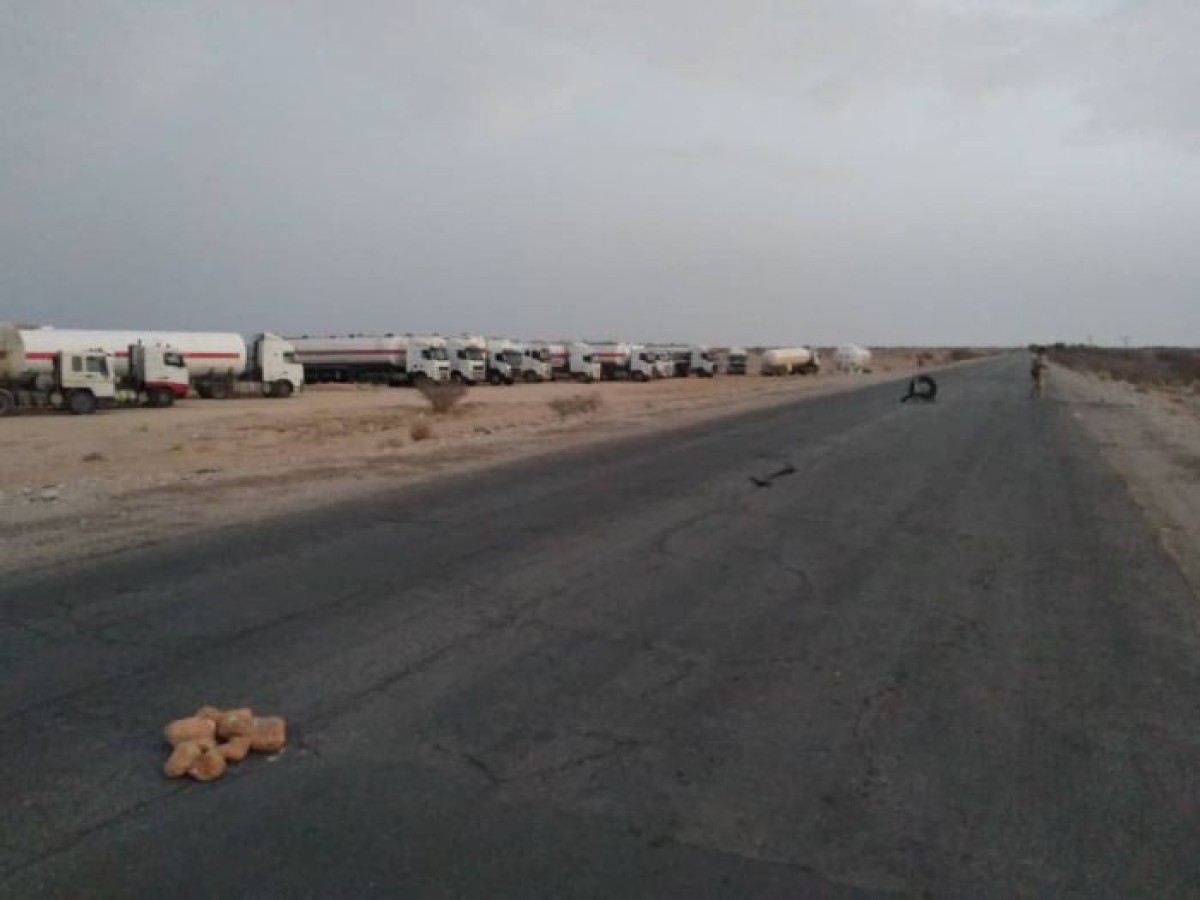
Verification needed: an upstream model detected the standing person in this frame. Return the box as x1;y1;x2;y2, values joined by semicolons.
1030;347;1048;398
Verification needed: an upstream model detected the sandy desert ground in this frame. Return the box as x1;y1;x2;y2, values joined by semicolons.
0;350;970;574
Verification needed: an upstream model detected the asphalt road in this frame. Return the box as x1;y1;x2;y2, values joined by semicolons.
3;356;1199;897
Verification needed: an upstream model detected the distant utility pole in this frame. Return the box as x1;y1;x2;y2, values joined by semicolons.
1119;335;1131;353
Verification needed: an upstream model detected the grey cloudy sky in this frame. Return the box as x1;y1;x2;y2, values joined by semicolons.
3;0;1198;345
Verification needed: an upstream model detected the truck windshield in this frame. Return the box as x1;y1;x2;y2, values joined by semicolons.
463;347;485;361
283;351;299;364
428;346;448;361
164;352;185;368
86;357;109;375
504;351;522;367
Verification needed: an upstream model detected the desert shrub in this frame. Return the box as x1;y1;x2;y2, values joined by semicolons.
409;418;434;441
416;379;467;414
549;394;603;419
946;349;978;362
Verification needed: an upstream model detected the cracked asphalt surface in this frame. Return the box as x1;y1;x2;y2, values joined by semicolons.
3;355;1199;897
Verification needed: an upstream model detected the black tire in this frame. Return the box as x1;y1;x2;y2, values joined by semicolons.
208;381;231;401
901;375;938;403
633;371;649;382
272;380;293;399
451;371;465;384
150;388;175;408
0;389;15;417
487;371;503;386
523;370;539;384
67;390;97;415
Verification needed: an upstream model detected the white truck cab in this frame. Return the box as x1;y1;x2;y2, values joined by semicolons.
253;334;306;396
567;343;601;382
407;336;451;382
726;346;748;375
627;346;661;381
61;350;118;409
518;344;553;383
126;344;191;406
447;335;487;384
486;339;521;385
690;346;716;377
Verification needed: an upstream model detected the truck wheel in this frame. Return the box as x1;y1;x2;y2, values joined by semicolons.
634;371;648;382
150;388;174;408
523;370;539;384
488;372;503;386
0;389;15;417
67;391;97;415
272;380;293;399
208;382;231;400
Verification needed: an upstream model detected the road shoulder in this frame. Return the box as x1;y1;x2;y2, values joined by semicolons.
1053;364;1200;596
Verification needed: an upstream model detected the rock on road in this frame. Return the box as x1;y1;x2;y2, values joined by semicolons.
2;356;1198;897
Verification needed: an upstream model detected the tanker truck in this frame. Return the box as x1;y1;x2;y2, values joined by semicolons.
446;335;488;385
485;339;521;385
526;341;570;379
1;324;190;415
650;344;715;378
761;346;821;376
834;343;872;374
536;342;570;378
19;328;304;399
725;346;749;375
567;342;601;382
588;342;661;381
516;343;554;383
288;334;449;386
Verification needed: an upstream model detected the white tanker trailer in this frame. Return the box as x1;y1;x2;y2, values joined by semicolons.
18;328;303;398
761;346;821;376
288;334;450;386
834;343;873;373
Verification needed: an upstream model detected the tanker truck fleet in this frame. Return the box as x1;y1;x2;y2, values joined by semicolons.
4;318;876;423
0;324;191;415
17;328;304;399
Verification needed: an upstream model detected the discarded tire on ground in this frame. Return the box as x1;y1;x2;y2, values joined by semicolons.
901;375;938;403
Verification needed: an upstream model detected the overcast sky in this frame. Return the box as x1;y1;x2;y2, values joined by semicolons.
3;1;1198;346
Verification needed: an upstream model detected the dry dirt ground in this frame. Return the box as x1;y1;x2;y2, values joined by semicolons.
0;351;971;575
1052;364;1200;594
